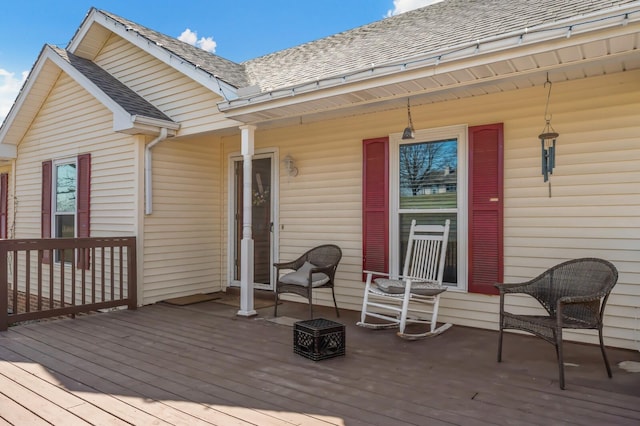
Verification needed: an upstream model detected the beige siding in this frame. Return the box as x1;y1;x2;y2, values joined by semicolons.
11;73;138;303
94;35;237;136
221;70;639;350
14;73;137;238
142;135;223;304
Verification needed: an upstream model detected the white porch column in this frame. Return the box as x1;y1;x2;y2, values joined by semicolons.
238;124;257;317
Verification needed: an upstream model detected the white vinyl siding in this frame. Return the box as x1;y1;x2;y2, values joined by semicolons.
14;73;136;238
219;70;639;350
94;34;237;135
11;73;137;304
142;136;222;304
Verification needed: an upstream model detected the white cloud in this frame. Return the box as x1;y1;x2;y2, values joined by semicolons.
386;0;444;17
178;28;217;53
196;36;217;53
0;68;27;125
178;28;198;45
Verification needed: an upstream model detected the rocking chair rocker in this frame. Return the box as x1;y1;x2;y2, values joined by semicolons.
357;219;451;339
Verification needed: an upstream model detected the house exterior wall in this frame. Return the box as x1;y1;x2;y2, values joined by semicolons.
142;135;223;304
10;72;138;303
13;72;137;238
220;70;639;350
94;34;236;136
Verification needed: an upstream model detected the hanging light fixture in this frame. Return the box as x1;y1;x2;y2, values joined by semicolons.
539;73;559;197
402;98;415;140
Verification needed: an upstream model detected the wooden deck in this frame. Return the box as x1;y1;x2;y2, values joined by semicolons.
0;296;639;425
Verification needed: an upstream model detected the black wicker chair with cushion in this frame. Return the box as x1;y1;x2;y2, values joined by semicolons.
495;257;618;389
274;244;342;319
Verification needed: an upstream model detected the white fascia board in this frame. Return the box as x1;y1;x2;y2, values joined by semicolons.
71;9;238;101
114;114;180;135
219;3;639;114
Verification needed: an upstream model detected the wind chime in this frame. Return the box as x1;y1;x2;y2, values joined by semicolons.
539;74;559;197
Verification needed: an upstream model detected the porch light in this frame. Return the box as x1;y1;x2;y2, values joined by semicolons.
539;74;559;197
283;155;298;177
401;99;415;140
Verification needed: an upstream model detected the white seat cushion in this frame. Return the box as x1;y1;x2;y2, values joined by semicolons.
374;278;447;296
280;261;330;287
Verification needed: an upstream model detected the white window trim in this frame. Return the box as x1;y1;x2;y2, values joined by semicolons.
389;124;468;292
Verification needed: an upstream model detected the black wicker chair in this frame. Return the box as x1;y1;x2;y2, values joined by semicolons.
274;245;342;319
495;258;618;389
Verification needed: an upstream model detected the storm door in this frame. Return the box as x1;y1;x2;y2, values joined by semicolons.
232;154;274;289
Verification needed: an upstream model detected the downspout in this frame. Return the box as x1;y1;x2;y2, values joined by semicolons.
144;127;168;215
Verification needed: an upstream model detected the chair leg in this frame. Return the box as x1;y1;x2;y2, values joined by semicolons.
598;325;613;378
557;328;565;390
331;287;340;318
274;290;279;317
430;295;441;333
309;291;313;319
497;326;504;363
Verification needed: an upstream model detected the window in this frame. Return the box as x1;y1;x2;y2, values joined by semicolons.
391;126;467;290
53;160;77;262
362;123;502;295
42;153;91;267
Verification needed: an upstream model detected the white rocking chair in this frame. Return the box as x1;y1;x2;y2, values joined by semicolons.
357;219;452;340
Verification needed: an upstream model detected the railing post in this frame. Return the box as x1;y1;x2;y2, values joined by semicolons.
0;243;8;331
127;238;137;310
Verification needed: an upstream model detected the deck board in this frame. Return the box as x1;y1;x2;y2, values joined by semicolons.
0;299;638;425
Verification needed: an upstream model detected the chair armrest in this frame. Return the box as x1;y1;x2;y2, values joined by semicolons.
274;258;305;271
494;282;531;294
559;294;603;304
311;264;334;274
363;270;391;278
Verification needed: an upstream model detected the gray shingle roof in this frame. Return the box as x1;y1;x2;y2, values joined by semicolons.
52;46;174;122
98;10;250;89
242;0;636;92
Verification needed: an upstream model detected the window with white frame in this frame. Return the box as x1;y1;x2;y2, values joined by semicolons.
390;125;468;290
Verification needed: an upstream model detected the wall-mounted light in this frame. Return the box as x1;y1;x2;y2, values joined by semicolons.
401;98;415;140
283;155;298;177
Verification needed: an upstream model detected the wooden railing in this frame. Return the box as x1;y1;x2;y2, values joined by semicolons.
0;237;137;330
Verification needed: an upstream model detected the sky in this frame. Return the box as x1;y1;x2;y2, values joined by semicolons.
0;0;443;123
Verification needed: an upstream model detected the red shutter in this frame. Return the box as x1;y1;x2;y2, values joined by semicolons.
41;160;52;264
0;173;8;239
77;153;91;269
362;137;389;280
468;124;504;294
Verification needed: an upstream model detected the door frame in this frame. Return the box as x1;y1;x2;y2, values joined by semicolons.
227;149;280;290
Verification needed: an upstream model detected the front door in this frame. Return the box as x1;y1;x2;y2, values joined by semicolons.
232;154;274;289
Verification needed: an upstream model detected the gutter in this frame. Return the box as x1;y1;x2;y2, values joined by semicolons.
144;127;168;215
